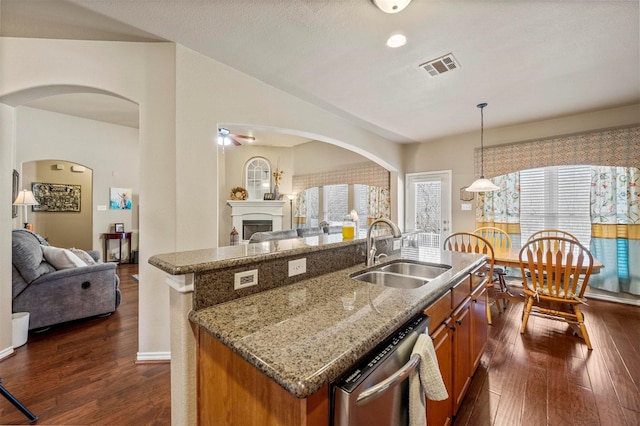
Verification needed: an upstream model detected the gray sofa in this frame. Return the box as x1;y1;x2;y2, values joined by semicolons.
12;229;121;330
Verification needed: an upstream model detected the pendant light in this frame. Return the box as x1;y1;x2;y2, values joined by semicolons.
466;102;499;192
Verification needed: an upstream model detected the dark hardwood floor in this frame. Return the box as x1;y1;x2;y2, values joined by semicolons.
0;264;171;425
2;268;639;425
454;279;640;426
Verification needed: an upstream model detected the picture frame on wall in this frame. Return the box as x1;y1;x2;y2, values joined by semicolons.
114;223;125;233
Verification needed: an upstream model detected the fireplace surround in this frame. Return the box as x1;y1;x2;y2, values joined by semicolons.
227;200;286;241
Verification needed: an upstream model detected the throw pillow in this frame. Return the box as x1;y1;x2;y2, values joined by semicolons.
70;248;97;265
12;229;50;283
41;245;86;270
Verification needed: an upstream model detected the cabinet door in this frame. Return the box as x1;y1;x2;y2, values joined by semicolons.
427;320;453;426
452;298;472;415
471;284;489;371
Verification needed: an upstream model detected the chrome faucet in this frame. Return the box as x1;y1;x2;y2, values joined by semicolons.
366;218;402;266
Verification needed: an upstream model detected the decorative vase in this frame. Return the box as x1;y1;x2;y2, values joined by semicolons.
273;184;279;200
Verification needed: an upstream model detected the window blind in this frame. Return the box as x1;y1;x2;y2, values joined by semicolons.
520;166;591;245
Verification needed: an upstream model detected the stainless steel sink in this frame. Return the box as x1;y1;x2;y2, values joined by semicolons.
351;271;428;289
378;261;451;279
350;260;451;289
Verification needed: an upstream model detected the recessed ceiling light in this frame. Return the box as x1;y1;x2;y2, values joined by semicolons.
386;34;407;48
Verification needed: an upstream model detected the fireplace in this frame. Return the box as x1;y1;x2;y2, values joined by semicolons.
243;220;272;240
227;200;286;242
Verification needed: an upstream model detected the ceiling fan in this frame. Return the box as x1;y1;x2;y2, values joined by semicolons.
218;128;256;146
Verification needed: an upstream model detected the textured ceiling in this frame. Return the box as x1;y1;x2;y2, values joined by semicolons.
2;0;639;145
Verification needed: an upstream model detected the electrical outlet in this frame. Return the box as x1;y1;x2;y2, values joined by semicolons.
393;239;401;251
288;258;307;277
234;269;258;290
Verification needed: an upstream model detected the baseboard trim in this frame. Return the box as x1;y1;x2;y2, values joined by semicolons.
136;351;171;364
0;346;15;361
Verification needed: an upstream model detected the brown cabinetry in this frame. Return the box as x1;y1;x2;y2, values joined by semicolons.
452;297;472;415
424;261;489;424
471;284;488;371
426;320;453;426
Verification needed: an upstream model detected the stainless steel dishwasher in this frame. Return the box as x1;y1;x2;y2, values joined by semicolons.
332;313;430;426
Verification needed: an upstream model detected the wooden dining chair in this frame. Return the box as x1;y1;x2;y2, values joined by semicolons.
518;236;594;349
473;226;514;310
527;229;579;242
443;232;495;325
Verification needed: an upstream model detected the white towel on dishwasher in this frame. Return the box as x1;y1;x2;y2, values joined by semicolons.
409;333;448;426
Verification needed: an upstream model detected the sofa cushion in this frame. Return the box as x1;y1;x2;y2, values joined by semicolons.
70;248;97;265
42;245;86;269
12;229;53;283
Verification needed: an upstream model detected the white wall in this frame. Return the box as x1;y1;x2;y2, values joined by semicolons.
0;103;16;357
1;38;403;362
293;140;370;175
0;38;176;361
174;45;403;249
15;106;139;255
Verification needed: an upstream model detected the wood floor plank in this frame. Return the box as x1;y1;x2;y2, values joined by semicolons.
492;339;528;426
455;277;640;426
521;366;547;426
0;264;171;425
622;407;640;426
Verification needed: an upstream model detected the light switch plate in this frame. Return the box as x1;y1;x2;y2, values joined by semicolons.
97;205;107;211
461;203;472;211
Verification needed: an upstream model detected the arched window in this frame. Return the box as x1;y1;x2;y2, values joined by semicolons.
245;157;271;200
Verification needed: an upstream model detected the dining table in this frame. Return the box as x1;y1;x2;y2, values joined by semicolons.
492;246;604;274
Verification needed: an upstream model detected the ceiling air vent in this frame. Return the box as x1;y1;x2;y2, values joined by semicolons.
419;53;460;77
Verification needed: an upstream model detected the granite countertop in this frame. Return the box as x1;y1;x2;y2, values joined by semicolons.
189;248;485;399
150;233;353;275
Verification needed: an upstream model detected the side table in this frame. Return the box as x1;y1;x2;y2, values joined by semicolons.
102;232;132;264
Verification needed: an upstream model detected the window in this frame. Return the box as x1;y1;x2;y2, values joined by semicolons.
323;184;348;222
245;157;271;200
299;184;385;232
519;165;592;245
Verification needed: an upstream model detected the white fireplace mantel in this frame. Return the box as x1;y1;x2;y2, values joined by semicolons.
227;200;286;238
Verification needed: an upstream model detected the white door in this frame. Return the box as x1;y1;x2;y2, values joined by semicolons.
405;171;452;250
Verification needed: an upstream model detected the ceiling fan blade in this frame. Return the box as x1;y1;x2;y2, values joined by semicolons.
230;133;256;142
229;135;242;146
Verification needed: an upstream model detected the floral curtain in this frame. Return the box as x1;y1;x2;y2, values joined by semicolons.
367;186;390;223
293;191;307;227
476;172;521;239
589;166;640;295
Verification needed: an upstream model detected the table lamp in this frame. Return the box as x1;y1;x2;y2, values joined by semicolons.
13;189;39;229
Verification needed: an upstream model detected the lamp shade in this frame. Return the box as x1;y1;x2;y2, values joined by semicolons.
466;178;499;193
13;189;39;206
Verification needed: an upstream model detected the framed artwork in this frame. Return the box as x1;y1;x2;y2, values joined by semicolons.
114;223;125;233
12;170;19;218
263;193;274;200
32;182;81;212
460;187;474;201
110;187;132;210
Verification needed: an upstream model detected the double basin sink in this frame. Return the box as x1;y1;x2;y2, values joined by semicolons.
350;260;451;289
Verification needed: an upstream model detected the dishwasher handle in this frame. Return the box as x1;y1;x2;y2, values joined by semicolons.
355;353;420;405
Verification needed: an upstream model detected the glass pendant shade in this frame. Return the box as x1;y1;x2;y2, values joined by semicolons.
466;177;499;192
467;102;499;193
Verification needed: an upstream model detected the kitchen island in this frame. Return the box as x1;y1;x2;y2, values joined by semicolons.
150;234;487;425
